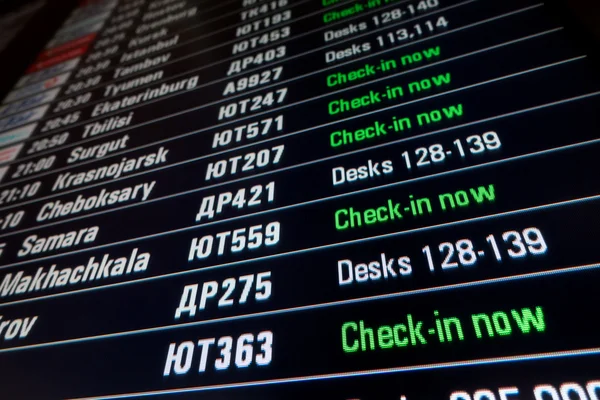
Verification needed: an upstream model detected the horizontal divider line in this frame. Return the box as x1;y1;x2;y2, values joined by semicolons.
2;0;265;109
48;0;342;99
2;22;561;194
0;56;585;241
31;0;460;128
0;260;599;354
0;0;521;158
1;169;600;306
0;87;596;272
98;0;310;62
42;0;318;107
69;346;600;399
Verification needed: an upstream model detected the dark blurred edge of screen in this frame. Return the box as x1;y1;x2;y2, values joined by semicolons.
0;0;598;103
0;0;80;99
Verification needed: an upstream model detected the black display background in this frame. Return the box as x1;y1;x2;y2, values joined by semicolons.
0;0;600;398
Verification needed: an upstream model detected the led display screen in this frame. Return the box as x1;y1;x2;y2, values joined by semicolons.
0;0;599;398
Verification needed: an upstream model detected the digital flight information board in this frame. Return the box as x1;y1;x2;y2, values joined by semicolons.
0;0;599;398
